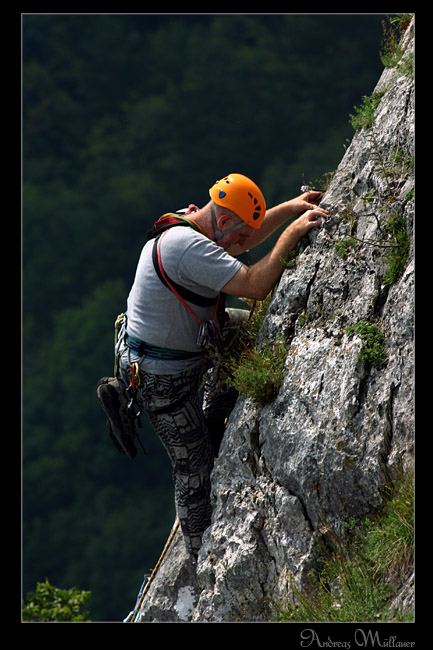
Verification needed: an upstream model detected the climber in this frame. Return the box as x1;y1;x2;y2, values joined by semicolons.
101;173;328;561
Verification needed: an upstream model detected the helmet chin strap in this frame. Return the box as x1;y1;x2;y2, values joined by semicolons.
211;201;245;242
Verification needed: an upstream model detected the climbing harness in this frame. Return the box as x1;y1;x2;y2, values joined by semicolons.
124;330;204;361
126;517;180;622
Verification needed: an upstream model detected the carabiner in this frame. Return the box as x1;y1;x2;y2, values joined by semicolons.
130;362;141;390
125;384;141;419
127;398;142;419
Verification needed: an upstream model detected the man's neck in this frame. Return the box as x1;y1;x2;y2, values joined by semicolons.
187;203;214;241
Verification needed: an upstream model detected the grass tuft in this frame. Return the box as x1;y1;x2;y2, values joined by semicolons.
273;469;414;622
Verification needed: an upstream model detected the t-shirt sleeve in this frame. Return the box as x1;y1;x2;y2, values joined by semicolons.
163;229;244;295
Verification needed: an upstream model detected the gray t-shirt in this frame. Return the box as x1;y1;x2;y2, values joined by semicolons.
121;226;243;374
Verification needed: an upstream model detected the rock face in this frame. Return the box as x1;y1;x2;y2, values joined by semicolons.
135;20;414;623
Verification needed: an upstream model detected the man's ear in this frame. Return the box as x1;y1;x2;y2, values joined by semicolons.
217;213;231;228
187;204;199;213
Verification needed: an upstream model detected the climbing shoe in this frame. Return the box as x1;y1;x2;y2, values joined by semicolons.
96;376;138;459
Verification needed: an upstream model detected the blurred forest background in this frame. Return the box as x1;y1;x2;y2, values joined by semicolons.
23;13;387;621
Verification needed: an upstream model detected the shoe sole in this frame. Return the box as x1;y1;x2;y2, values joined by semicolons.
96;377;138;459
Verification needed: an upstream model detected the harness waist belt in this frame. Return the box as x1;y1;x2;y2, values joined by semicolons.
124;331;204;361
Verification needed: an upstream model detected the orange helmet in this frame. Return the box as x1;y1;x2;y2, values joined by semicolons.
209;173;266;229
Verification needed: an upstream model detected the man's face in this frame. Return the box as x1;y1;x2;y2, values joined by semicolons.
216;215;253;251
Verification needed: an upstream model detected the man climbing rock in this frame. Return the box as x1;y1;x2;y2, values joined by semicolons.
98;173;328;560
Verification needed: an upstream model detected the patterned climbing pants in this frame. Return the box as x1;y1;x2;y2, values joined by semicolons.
123;364;213;556
119;308;248;557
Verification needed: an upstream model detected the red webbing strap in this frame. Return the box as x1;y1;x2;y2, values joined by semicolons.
157;231;220;325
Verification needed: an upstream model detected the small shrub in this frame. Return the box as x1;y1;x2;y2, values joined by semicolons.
380;15;414;78
346;320;386;368
225;295;286;405
383;212;410;286
22;579;92;622
333;237;358;259
279;249;297;269
229;337;286;405
349;90;385;132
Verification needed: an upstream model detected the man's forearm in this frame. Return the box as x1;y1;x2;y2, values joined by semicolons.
227;193;323;256
222;218;305;301
240;200;299;252
243;220;302;299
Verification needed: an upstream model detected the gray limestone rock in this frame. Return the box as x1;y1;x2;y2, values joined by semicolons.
136;19;414;623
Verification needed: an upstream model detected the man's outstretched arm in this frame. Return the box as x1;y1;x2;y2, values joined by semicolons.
226;190;326;256
222;207;326;301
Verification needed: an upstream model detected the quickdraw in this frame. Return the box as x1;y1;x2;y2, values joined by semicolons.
125;361;142;420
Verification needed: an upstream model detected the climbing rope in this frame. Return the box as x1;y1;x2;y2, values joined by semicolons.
128;517;180;623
